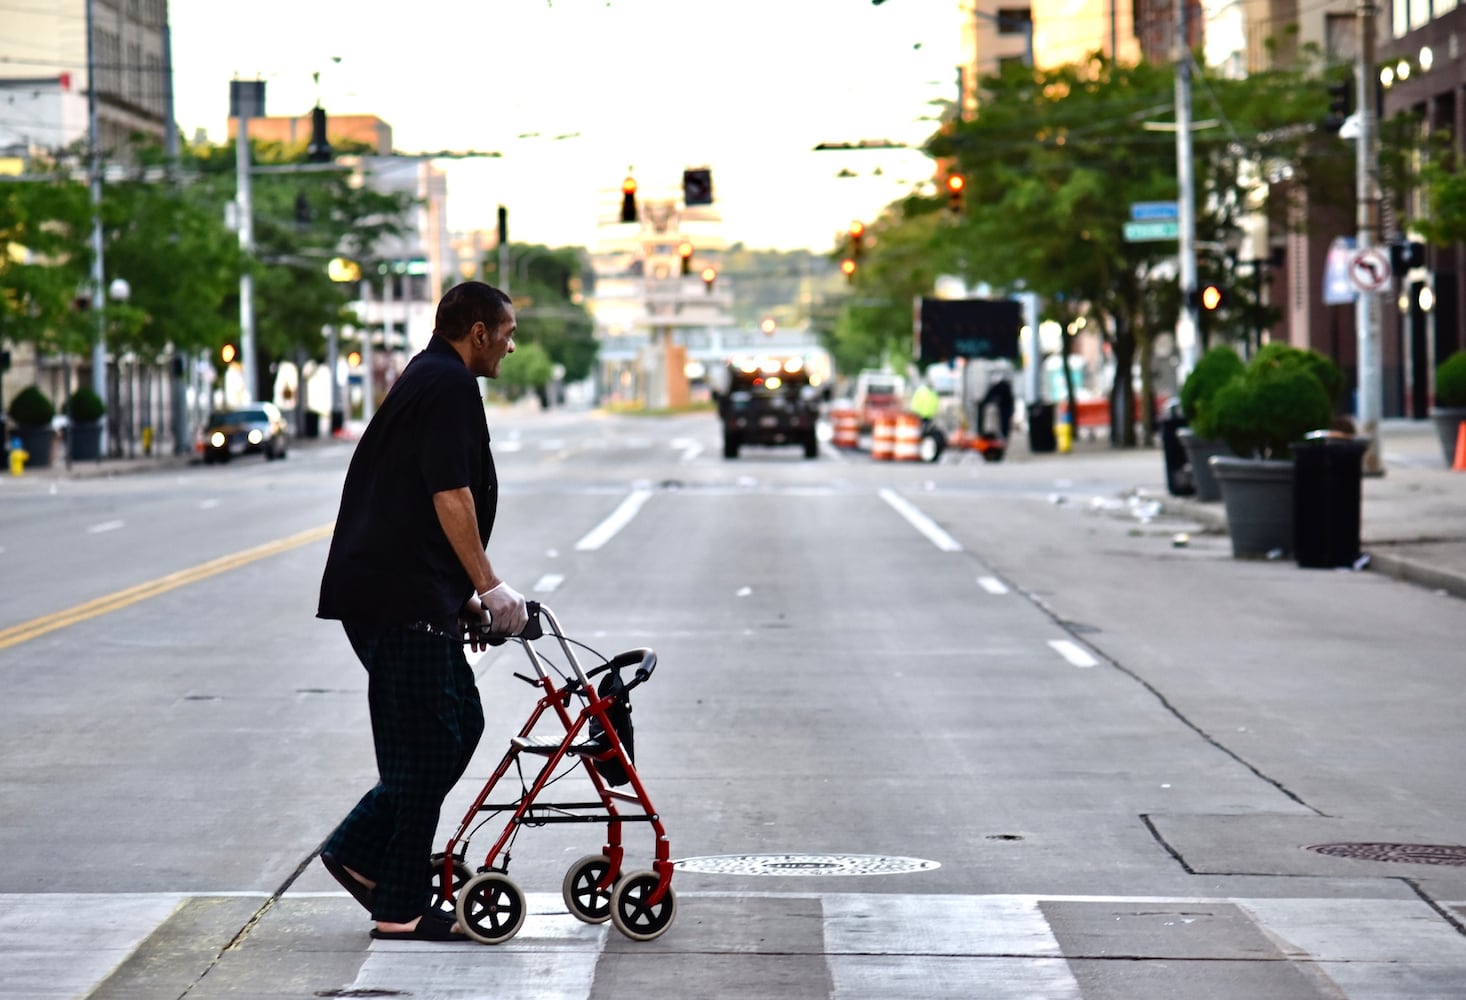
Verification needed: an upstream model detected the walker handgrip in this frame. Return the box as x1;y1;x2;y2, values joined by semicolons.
464;600;544;646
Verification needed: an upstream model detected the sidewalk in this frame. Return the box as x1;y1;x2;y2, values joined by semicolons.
1156;417;1466;601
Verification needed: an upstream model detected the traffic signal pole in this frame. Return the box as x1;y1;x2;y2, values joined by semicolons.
1355;0;1385;474
1174;0;1200;377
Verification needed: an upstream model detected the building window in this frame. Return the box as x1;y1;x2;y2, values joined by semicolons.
996;7;1032;34
1394;0;1411;38
1326;13;1358;64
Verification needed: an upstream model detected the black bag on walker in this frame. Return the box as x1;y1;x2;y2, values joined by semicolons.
586;669;635;787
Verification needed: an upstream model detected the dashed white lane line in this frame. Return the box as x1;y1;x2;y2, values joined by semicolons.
533;573;565;593
977;576;1009;595
87;520;125;534
1047;639;1098;668
878;488;962;552
574;489;653;551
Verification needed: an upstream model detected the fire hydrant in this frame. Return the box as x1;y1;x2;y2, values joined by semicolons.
9;446;28;476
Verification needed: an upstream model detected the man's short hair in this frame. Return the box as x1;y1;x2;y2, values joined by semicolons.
434;281;512;342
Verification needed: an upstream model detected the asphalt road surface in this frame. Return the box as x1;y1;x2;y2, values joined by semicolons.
1;406;1463;999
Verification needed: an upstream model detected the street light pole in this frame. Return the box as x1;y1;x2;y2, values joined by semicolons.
232;81;263;404
1355;0;1385;474
85;0;108;452
1174;0;1200;377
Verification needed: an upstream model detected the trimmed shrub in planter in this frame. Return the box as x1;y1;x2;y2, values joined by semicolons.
1431;349;1466;465
1210;347;1338;461
65;386;106;461
1176;345;1246;501
7;385;56;468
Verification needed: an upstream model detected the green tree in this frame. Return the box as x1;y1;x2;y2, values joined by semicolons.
0;167;93;359
484;244;596;384
497;339;555;400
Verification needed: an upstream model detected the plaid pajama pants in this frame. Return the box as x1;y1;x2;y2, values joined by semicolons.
323;622;485;923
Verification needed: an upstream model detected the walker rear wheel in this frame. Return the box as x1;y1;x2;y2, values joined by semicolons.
427;853;473;915
456;872;526;944
608;870;676;941
563;854;618;924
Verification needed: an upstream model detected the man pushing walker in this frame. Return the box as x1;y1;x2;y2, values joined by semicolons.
316;280;529;941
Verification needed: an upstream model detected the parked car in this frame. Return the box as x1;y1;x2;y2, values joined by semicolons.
201;403;290;464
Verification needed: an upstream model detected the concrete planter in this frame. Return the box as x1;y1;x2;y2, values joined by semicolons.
1210;455;1295;558
1178;428;1232;502
1429;408;1466;467
14;424;55;469
68;420;103;462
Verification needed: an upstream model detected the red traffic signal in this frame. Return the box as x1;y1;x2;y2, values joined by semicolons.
679;241;693;276
945;174;965;213
620;175;638;224
840;258;857;284
701;266;717;293
849;220;865;257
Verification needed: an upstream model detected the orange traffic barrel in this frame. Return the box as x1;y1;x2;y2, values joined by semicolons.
831;403;860;449
871;416;896;461
892;413;921;461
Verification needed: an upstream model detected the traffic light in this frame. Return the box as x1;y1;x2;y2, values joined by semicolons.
679;241;693;276
1391;240;1425;273
1199;284;1225;311
841;258;857;284
849;221;865;259
945;173;965;214
683;167;713;205
701;266;716;294
1324;79;1351;132
497;205;508;247
306;104;331;162
221;343;237;364
620;175;638;224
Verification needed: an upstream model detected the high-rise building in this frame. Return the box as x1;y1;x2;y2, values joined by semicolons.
0;0;172;160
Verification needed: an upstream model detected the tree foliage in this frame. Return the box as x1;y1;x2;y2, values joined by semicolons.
482;244;596;383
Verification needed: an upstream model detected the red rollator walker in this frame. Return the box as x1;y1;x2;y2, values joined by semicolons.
431;601;675;944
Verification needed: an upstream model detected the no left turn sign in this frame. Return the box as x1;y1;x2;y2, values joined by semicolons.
1349;247;1392;293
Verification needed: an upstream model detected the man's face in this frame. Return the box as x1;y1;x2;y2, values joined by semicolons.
473;306;516;379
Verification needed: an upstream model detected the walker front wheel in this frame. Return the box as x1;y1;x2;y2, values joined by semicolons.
456;872;526;944
563;854;618;924
608;870;676;941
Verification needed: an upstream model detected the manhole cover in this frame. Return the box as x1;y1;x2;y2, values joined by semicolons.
1305;842;1466;867
672;853;940;876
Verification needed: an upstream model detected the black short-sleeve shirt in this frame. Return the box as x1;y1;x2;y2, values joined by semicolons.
318;336;497;625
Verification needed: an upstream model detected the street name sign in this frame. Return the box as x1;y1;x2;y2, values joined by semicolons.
1123;220;1179;242
1129;201;1178;221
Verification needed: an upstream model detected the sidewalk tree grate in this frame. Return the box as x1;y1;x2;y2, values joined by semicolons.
672;853;941;876
1305;842;1466;867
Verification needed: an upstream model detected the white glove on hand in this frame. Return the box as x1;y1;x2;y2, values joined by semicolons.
478;581;528;637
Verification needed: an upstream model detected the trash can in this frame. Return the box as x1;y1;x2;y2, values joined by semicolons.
1292;431;1370;569
1159;402;1195;496
1027;401;1057;453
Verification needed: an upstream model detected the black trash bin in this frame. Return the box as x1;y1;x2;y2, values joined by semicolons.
1159;402;1195;496
1292;431;1370;569
1027;401;1057;453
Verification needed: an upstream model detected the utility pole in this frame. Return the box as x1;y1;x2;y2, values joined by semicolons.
85;0;108;451
231;80;263;404
1174;0;1200;376
1355;0;1385;474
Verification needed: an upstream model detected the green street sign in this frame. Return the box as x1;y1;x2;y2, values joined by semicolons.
1123;220;1179;242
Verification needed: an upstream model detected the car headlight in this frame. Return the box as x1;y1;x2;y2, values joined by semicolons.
248;429;263;445
209;431;225;448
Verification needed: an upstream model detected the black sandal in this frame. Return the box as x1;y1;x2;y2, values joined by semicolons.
369;910;464;941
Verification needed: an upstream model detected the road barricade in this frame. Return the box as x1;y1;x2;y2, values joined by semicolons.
892;413;921;461
870;416;896;461
831;403;860;449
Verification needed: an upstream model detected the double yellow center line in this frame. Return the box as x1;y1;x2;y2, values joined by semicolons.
0;522;334;652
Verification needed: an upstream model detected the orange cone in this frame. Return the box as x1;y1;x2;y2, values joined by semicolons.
1455;421;1466;472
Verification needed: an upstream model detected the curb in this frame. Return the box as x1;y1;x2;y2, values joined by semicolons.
1161;497;1466;602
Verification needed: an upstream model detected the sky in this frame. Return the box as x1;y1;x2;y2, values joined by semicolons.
167;0;964;252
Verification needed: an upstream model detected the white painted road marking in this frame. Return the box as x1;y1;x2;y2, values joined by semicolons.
574;489;653;551
87;520;125;534
1048;638;1099;668
977;576;1009;595
878;488;962;552
533;573;565;593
